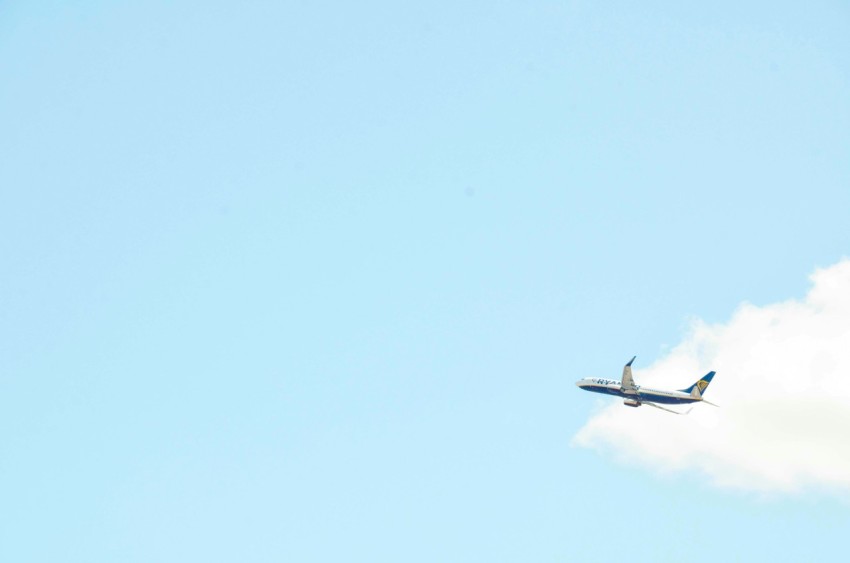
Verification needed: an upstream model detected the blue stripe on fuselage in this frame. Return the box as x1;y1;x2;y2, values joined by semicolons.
637;392;695;405
581;385;697;405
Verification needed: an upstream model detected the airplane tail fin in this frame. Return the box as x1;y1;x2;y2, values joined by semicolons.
680;371;716;399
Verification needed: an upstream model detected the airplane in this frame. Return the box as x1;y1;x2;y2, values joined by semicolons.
575;356;717;414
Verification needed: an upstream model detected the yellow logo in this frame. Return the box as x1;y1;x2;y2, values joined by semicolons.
697;380;708;392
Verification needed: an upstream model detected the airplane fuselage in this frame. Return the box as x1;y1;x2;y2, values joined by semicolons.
575;378;699;405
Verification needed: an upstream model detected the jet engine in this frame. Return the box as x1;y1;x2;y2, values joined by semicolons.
623;399;641;408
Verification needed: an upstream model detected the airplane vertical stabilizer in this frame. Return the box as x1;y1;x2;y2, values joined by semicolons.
680;371;716;399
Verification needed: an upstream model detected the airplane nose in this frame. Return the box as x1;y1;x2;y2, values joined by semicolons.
575;379;585;388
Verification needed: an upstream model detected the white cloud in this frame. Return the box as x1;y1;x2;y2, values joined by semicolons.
573;259;850;493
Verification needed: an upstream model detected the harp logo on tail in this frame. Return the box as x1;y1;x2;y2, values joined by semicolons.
685;371;716;398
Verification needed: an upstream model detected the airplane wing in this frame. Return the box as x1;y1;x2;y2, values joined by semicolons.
643;402;693;415
621;356;637;391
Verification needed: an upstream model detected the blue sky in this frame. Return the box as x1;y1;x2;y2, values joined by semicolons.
1;1;849;561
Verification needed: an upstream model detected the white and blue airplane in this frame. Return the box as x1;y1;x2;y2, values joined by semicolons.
576;356;717;414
